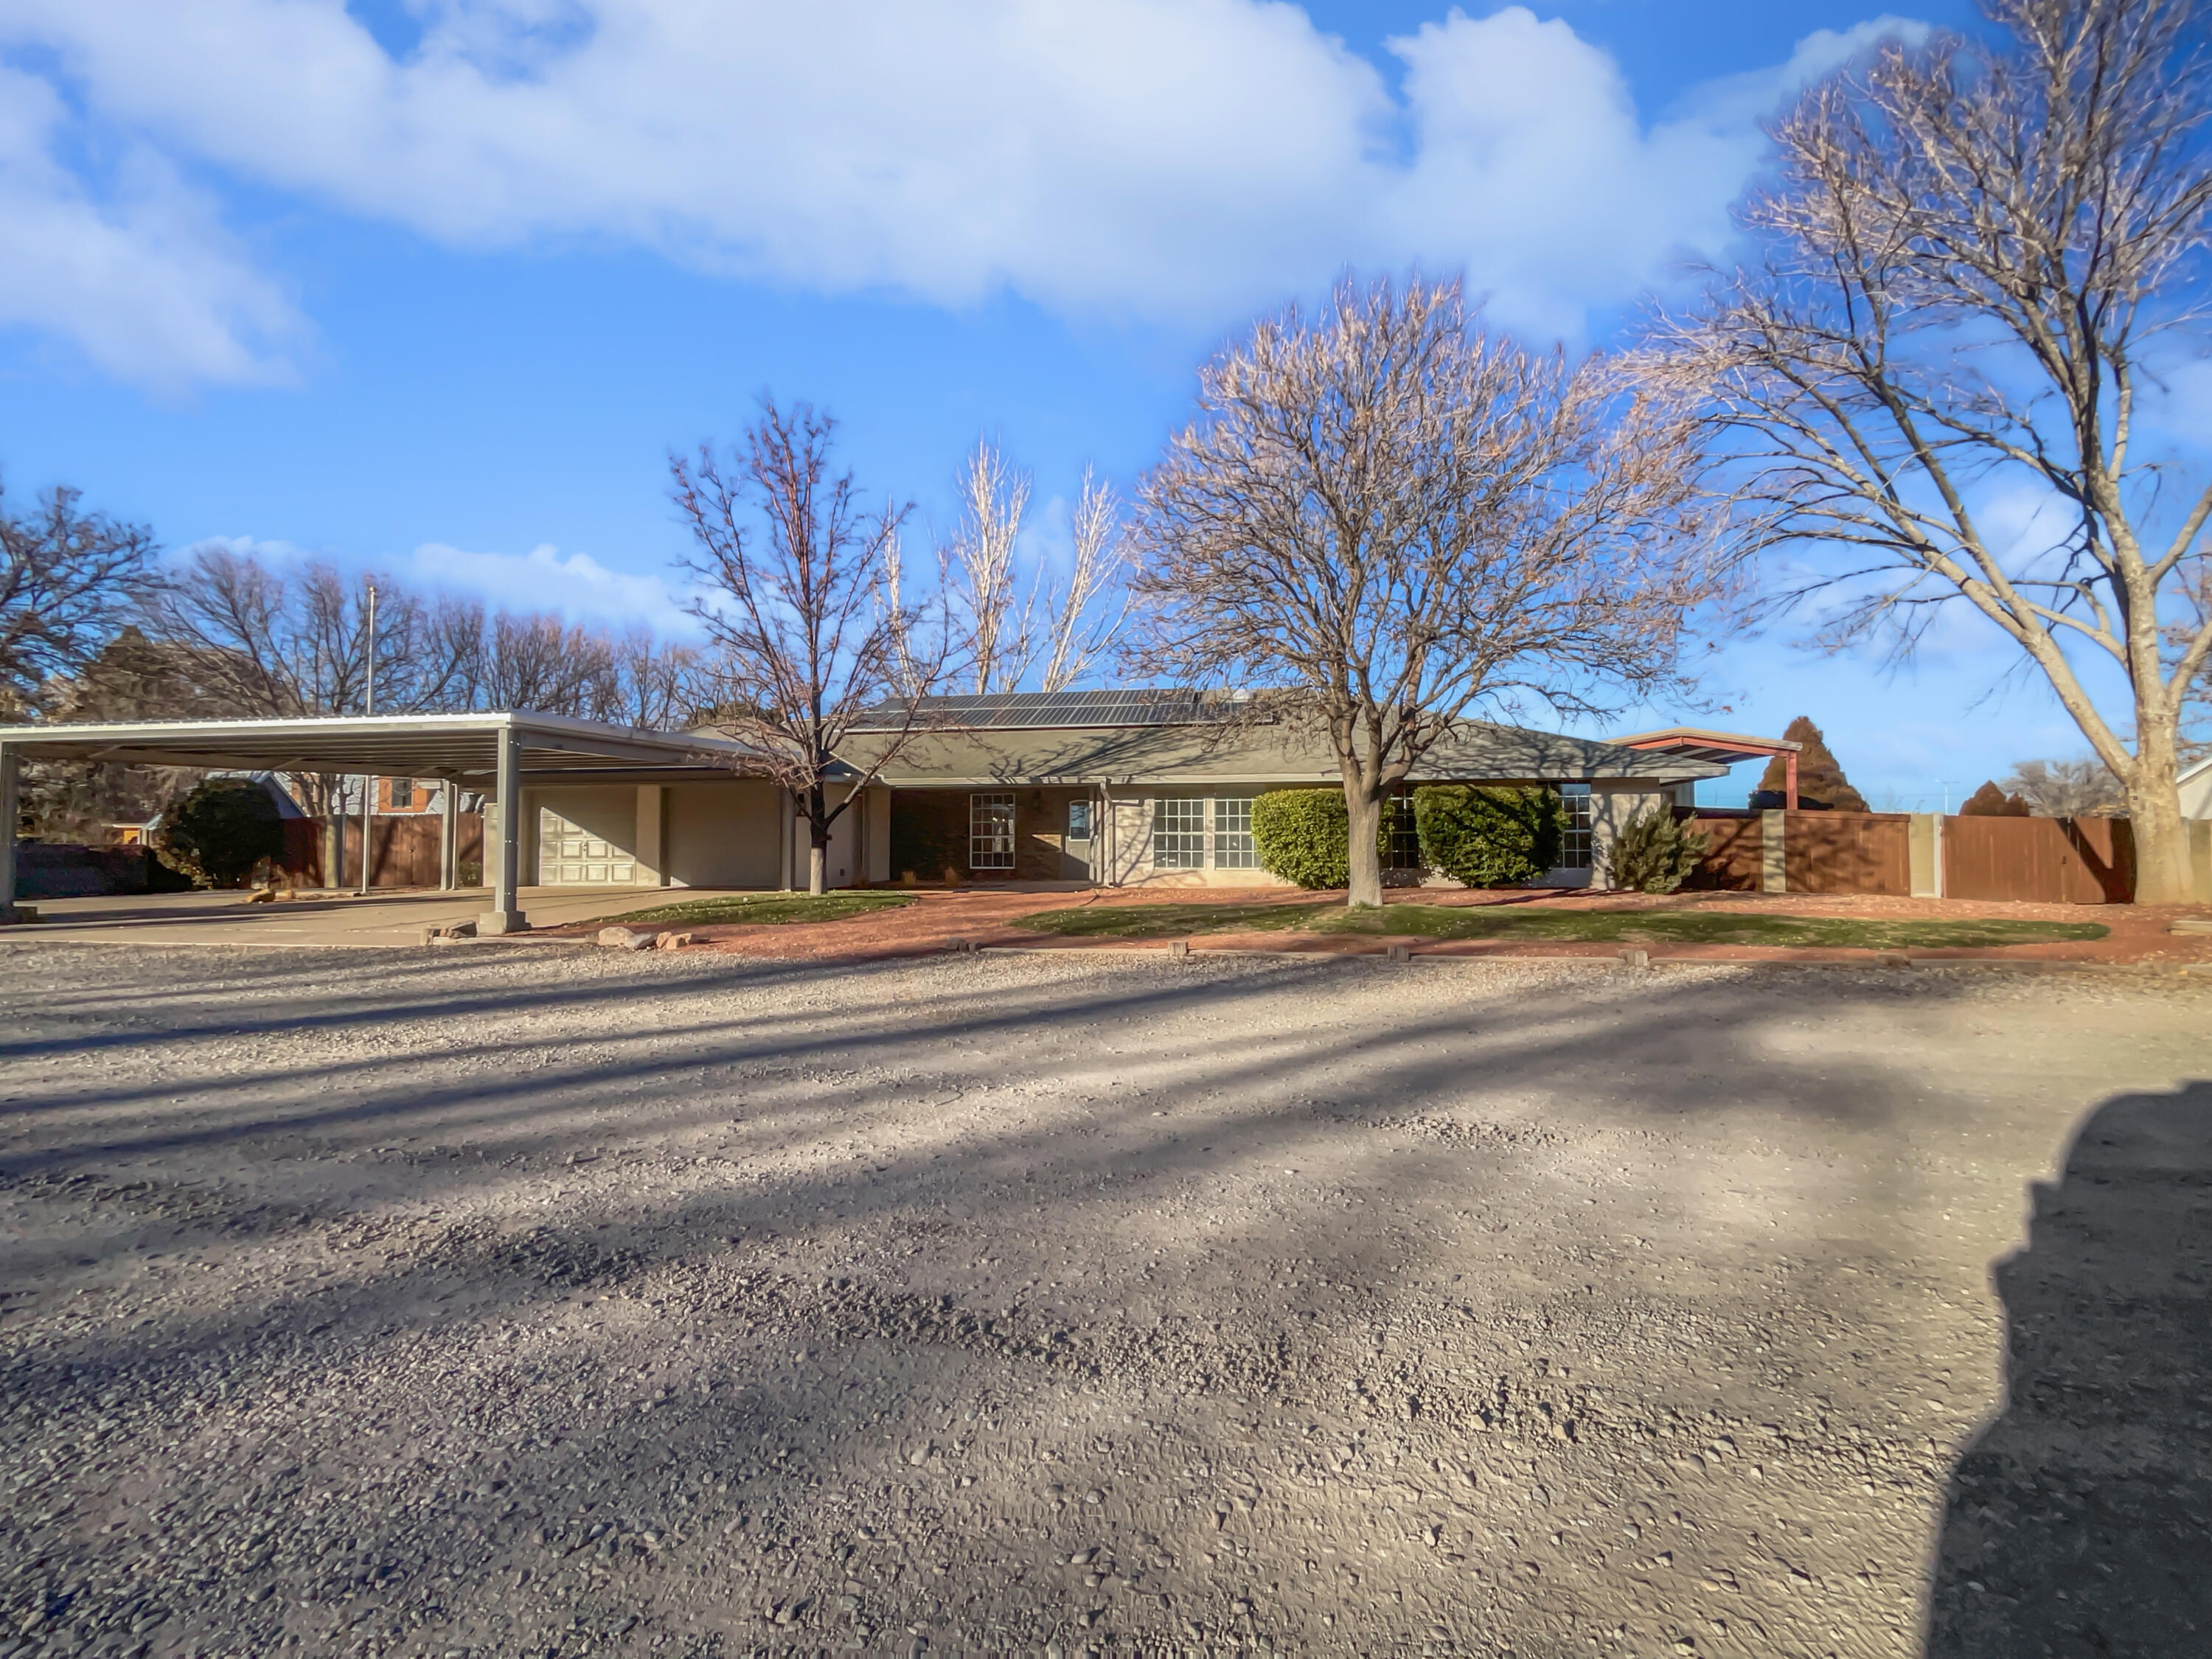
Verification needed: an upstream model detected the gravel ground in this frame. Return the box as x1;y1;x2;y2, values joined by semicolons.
1;944;2206;1659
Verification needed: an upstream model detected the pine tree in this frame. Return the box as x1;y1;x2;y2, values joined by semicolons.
1756;715;1868;811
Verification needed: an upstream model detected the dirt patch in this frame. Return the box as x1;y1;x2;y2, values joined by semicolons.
1;944;2206;1656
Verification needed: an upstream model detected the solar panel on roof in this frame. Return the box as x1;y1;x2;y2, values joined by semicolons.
849;687;1225;731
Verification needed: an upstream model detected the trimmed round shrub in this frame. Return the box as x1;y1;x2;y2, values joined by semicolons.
151;778;285;889
1413;785;1565;888
1605;804;1710;894
1253;787;1351;889
1251;788;1405;890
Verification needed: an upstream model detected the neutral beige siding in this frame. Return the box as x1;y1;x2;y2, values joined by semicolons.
665;780;781;888
1590;785;1671;890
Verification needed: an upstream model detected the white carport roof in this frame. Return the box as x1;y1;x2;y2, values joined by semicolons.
0;710;754;781
0;712;764;929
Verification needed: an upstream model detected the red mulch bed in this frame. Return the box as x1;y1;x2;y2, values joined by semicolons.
632;883;2212;969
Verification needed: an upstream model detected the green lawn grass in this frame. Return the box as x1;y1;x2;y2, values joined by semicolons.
603;892;917;928
1015;900;2107;950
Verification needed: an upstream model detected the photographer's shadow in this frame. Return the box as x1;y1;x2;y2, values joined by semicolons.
1926;1082;2212;1657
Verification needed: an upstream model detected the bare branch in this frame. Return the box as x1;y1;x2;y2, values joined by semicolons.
1630;0;2212;899
1132;274;1719;908
673;397;952;893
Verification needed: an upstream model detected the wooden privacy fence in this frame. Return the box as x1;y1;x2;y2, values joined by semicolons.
1683;813;1764;891
1782;810;1913;897
1941;814;2135;905
1679;808;2163;903
279;815;483;888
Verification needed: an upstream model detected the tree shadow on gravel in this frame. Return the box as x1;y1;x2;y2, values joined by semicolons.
0;949;2132;1655
1924;1081;2212;1658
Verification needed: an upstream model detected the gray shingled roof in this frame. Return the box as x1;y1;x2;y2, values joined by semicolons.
844;706;1724;787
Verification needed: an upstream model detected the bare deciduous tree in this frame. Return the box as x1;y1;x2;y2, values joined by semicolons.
1133;275;1717;908
2002;756;2128;814
673;400;951;894
1;481;161;717
476;611;617;719
136;546;705;876
140;548;388;877
603;628;708;729
1635;0;2212;901
1037;468;1133;692
952;440;1034;695
947;441;1133;695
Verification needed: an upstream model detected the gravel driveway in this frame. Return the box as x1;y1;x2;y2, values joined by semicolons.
1;945;2206;1658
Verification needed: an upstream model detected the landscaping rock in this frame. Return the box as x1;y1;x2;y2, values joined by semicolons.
598;926;653;950
653;931;695;950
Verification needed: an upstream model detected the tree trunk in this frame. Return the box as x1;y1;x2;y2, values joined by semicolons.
2125;720;2193;903
1344;787;1384;908
808;838;828;896
321;796;341;891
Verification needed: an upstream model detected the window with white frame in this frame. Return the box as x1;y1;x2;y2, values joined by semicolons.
1066;798;1094;841
1386;787;1422;870
969;793;1015;870
1558;782;1593;869
1212;796;1257;868
1152;796;1206;868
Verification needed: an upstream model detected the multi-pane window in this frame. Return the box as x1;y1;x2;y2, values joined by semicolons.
1558;783;1594;869
1066;799;1094;841
385;777;416;810
1386;789;1422;870
1152;797;1207;868
970;793;1015;870
1212;796;1257;869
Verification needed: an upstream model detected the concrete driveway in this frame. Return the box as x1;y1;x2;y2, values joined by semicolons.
0;886;754;947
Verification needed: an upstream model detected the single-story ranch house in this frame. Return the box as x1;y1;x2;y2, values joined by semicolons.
0;690;1731;930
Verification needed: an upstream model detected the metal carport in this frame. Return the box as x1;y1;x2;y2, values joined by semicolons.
0;712;754;931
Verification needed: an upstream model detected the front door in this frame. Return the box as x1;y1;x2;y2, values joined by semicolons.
1061;796;1095;881
538;807;636;886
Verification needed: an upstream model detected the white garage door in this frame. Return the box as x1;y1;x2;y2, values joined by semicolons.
538;807;636;886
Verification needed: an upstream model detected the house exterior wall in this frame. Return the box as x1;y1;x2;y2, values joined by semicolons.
665;780;781;888
864;786;892;885
1589;784;1672;888
1105;785;1289;889
1088;779;1669;891
886;785;1103;883
782;783;866;889
2183;762;2212;820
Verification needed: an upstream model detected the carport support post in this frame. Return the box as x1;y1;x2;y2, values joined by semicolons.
439;779;459;891
0;744;24;923
480;726;525;934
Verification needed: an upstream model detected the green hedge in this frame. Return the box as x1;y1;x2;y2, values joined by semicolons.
1412;785;1565;888
1251;788;1408;890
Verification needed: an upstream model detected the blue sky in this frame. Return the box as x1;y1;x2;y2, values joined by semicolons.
0;0;2135;807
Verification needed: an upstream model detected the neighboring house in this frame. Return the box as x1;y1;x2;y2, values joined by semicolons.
841;691;1724;889
2182;755;2212;820
316;773;462;816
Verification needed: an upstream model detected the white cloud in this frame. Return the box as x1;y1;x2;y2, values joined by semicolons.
179;533;694;633
0;64;305;391
1;1;1924;382
407;540;695;633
